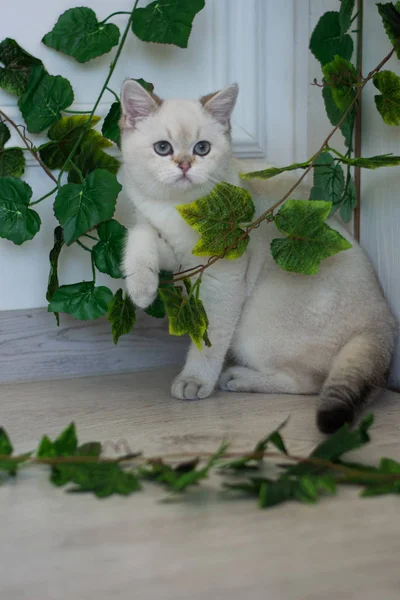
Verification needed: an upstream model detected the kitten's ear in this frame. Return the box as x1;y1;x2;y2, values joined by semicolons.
200;83;239;125
121;79;162;128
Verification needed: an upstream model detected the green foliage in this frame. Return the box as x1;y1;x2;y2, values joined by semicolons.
310;11;354;66
0;38;43;96
339;152;400;168
160;279;210;349
271;200;352;275
42;7;120;63
48;282;113;321
373;70;400;126
107;288;137;344
18;66;74;133
339;178;357;222
377;2;400;59
53;169;122;245
46;226;64;326
310;153;345;207
145;271;173;319
177;183;255;259
102;101;122;147
339;0;356;35
239;159;312;181
131;0;205;48
0;122;25;177
92;219;127;279
322;56;358;111
0;176;41;245
322;86;354;147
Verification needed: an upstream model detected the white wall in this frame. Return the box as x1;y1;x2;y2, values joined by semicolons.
0;0;309;311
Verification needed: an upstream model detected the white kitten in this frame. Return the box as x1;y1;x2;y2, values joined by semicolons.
120;80;397;433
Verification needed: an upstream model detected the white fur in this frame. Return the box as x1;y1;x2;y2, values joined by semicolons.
121;83;396;417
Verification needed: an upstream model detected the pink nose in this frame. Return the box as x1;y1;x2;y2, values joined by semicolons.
178;161;191;174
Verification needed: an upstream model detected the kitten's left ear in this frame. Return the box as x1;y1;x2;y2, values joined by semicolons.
200;83;239;125
120;79;163;128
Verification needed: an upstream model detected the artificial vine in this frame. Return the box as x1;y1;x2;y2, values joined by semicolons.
1;1;400;349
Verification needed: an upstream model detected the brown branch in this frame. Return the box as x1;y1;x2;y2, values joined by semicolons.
0;109;57;184
172;44;396;284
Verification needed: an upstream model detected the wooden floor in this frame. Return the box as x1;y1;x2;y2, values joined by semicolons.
1;367;400;600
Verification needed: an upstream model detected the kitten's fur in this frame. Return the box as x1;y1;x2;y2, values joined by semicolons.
120;79;397;433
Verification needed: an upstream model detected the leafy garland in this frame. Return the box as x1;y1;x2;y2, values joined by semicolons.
1;1;400;348
1;415;400;505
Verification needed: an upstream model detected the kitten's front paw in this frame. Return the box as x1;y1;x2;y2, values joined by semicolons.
171;375;214;401
126;265;158;309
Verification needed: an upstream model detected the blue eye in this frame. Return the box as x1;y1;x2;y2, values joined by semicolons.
154;141;173;156
193;141;211;156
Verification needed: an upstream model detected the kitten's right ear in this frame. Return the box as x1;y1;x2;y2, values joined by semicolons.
120;79;162;128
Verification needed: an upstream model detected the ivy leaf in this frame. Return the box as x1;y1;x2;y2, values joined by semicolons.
46;226;64;326
0;38;43;96
339;0;356;36
92;219;127;279
0;122;25;177
177;182;255;259
53;169;122;245
132;0;205;48
361;457;400;496
311;414;373;462
0;176;41;245
310;11;354;66
377;2;400;59
159;279;210;349
322;56;358;111
0;427;29;476
310;153;345;206
42;7;120;63
271;200;352;275
145;270;173;319
107;288;136;344
48;282;113;321
18;66;74;133
339;178;357;222
239;159;312;181
101;101;121;147
322;86;354;147
67;130;120;183
339;152;400;168
63;463;142;498
373;70;400;126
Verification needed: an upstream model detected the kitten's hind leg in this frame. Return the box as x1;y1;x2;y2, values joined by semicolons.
219;366;317;394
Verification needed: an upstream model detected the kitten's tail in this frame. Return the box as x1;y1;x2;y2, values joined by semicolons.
317;329;396;434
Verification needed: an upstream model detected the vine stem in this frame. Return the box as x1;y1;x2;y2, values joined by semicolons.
0;109;57;184
101;11;132;24
30;186;58;206
172;43;397;283
353;0;364;241
57;1;139;185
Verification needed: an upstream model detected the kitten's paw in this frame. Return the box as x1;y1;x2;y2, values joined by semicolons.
125;265;158;309
219;366;252;392
171;375;214;401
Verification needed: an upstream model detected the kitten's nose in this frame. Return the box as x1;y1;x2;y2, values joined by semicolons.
178;161;191;174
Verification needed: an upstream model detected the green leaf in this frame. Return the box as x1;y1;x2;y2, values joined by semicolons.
18;66;74;133
339;152;400;168
93;219;126;279
310;11;354;66
53;169;122;245
0;427;13;456
107;289;136;344
322;85;355;147
54;423;78;456
144;270;173;319
0;176;41;245
271;200;352;275
132;0;205;48
102;101;121;147
177;182;255;259
339;0;356;35
340;178;357;222
42;7;120;63
239;159;312;181
0;427;27;476
258;478;294;508
322;56;358;112
0;122;25;177
39;115;102;170
159;279;209;349
37;435;57;458
0;38;43;96
360;457;400;497
48;282;113;321
63;463;142;498
67;130;120;183
312;414;373;462
310;153;345;206
293;475;337;504
377;3;400;59
373;70;400;126
46;226;64;326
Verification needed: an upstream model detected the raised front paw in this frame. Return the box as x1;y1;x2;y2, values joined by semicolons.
171;375;214;401
125;265;158;309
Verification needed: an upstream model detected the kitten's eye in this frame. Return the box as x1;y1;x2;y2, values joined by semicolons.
154;141;173;156
193;141;211;156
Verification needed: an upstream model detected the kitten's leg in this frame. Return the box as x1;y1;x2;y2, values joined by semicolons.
123;224;160;308
219;366;318;394
172;271;246;400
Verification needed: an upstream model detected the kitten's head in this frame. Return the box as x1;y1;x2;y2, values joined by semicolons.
120;80;238;195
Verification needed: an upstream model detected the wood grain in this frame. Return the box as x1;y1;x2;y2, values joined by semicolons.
1;367;400;600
